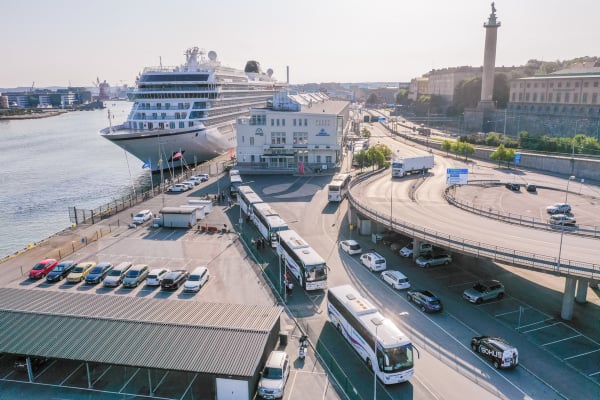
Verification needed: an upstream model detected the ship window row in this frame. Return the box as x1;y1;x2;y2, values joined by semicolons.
134;93;218;99
135;102;191;111
137;85;218;92
133;112;189;120
512;92;598;104
139;74;210;82
131;121;193;130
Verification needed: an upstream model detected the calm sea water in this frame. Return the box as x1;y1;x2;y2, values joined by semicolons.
0;102;151;258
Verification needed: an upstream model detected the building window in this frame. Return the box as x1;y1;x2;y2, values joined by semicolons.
575;82;580;88
518;93;523;101
534;83;538;88
532;93;537;102
304;119;308;126
519;82;524;88
169;122;175;129
276;119;280;126
250;137;254;145
556;93;561;103
293;132;308;144
566;82;570;88
558;82;562;88
271;119;274;126
293;119;296;126
548;93;553;102
582;93;588;104
573;93;578;103
540;93;545;102
593;93;598;104
584;82;589;88
564;93;570;103
271;132;286;145
179;122;184;128
542;83;546;88
525;93;530;101
282;119;285;127
326;156;332;164
549;83;554;88
594;82;599;87
526;83;530;88
511;93;516;101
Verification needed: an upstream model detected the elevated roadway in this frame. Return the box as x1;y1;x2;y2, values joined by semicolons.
347;124;600;319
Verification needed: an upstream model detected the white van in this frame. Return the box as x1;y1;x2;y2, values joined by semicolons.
183;266;209;292
133;209;153;224
359;251;387;272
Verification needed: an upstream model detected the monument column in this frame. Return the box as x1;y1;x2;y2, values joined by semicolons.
479;2;501;109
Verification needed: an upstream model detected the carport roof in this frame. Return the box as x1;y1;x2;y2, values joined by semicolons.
0;288;282;377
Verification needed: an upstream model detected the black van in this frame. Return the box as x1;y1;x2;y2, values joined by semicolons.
471;336;519;369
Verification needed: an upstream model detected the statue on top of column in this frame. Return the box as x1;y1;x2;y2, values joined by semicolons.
491;2;496;15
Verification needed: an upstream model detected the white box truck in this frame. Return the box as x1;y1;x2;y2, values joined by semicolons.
391;155;434;178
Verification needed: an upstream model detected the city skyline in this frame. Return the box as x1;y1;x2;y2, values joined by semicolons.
2;0;598;88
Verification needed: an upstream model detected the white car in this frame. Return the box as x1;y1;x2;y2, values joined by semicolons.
187;176;202;185
339;240;362;255
146;268;170;286
399;242;433;258
546;203;571;214
182;180;197;189
360;252;386;272
548;214;576;226
195;173;209;182
183;266;209;292
132;209;153;224
167;183;189;192
380;270;411;290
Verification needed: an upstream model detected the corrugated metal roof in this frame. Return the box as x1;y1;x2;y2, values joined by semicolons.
0;288;281;376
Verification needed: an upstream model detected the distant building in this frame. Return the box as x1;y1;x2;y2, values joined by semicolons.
3;88;92;109
507;62;600;137
236;91;350;174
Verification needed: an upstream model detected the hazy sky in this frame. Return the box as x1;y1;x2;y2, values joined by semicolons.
2;0;597;88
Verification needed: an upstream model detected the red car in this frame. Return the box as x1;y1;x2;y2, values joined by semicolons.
29;259;58;279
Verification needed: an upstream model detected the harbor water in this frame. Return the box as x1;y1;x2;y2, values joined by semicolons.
0;102;151;258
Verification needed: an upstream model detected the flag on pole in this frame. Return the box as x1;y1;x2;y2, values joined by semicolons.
142;159;151;169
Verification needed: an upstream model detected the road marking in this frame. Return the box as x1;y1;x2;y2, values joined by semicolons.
521;322;560;334
563;348;600;360
542;334;582;346
515;320;549;330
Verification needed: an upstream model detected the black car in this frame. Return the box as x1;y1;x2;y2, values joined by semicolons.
471;336;519;369
505;182;520;191
526;184;537;193
161;270;189;290
407;289;443;313
85;262;114;284
45;260;76;282
14;356;48;372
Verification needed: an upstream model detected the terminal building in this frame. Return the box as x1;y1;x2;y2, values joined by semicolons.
235;91;350;174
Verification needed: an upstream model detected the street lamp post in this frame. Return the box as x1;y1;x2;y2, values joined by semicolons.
556;175;576;271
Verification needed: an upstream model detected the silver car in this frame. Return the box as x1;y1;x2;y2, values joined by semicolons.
548;214;576;226
463;280;505;304
415;254;452;268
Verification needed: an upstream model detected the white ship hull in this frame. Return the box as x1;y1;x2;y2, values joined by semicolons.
101;123;235;172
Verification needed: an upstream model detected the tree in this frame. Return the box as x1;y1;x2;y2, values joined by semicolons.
366;146;386;169
490;144;515;167
366;93;379;106
452;141;475;161
441;140;453;156
396;89;409;105
360;127;371;138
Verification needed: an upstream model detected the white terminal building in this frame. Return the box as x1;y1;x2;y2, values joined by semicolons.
235;91;350;174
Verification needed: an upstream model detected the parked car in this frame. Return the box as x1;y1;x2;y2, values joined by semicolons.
526;184;537;193
548;214;576;226
257;351;290;399
187;176;202;185
360;252;387;272
132;209;153;224
85;262;114;284
146;268;170;286
380;270;411;290
183;266;210;292
14;356;48;372
66;261;96;283
546;203;571;214
407;289;443;312
167;183;189;193
122;264;150;288
399;242;432;258
161;269;189;290
195;173;209;182
46;260;76;282
471;336;519;369
182;180;197;188
103;261;133;287
339;240;362;255
505;182;520;191
415;254;452;268
29;259;58;279
463;280;505;304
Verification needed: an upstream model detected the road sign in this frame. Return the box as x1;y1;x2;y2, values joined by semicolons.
446;168;468;185
514;153;522;164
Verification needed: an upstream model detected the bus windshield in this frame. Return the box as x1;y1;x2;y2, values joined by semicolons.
306;263;327;282
379;344;414;373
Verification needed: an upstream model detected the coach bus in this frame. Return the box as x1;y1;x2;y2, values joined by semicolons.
251;202;288;247
238;186;264;217
276;229;328;291
327;285;415;384
328;173;351;202
229;174;243;197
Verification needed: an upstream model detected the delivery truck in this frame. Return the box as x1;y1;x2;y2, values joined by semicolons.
391;155;434;178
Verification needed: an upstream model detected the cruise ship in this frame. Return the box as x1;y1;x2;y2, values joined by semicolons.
101;47;281;171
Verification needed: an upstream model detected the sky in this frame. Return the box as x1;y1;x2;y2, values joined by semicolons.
1;0;598;88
